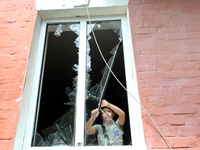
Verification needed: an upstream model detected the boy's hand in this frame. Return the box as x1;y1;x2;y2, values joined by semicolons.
91;108;99;119
101;99;110;108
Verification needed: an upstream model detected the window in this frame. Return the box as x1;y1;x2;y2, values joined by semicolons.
31;18;132;146
18;16;146;150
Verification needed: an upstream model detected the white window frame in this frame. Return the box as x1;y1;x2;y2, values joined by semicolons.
14;13;147;150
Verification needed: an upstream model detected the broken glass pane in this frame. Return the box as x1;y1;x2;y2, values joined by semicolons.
85;20;129;146
32;22;80;147
54;24;63;37
45;132;67;146
52;109;75;146
65;23;81;108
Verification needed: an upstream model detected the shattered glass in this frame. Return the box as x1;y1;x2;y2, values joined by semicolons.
84;20;125;146
33;23;80;147
33;20;127;147
84;20;122;102
36;108;75;146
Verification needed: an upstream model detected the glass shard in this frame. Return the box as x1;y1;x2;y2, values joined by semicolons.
54;24;63;37
33;133;47;146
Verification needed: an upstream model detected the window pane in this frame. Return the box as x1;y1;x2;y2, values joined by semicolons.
85;20;132;146
32;23;80;146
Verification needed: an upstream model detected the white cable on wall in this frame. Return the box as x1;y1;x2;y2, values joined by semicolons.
85;0;172;149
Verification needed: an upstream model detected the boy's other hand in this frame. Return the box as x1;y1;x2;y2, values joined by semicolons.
91;108;99;119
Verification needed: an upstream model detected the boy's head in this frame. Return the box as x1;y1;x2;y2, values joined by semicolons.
101;107;115;122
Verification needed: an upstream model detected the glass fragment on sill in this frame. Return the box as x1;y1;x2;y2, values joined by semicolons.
33;133;47;146
45;132;67;146
51;108;75;146
34;108;75;146
42;126;56;140
54;24;63;37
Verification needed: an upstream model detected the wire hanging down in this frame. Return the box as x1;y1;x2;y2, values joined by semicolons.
85;1;172;149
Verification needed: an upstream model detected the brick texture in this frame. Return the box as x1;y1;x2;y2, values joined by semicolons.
128;0;200;149
0;0;36;149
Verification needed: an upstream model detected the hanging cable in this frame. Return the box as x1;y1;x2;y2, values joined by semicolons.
84;0;172;149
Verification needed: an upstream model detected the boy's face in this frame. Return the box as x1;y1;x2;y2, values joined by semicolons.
102;107;115;121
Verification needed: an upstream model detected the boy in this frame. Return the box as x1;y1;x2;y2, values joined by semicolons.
86;99;125;146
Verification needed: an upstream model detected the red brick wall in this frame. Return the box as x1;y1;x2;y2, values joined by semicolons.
0;0;36;149
128;0;200;149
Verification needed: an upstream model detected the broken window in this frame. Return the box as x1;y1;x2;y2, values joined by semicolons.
32;23;80;146
32;20;131;147
84;21;131;146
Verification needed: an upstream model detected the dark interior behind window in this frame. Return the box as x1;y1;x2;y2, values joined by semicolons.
32;21;131;146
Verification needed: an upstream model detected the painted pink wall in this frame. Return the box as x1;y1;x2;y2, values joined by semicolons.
0;0;36;149
128;0;200;149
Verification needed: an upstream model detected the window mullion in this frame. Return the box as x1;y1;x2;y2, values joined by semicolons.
74;20;87;146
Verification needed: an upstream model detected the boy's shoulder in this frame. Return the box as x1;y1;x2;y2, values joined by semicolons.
92;124;101;129
92;124;103;134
